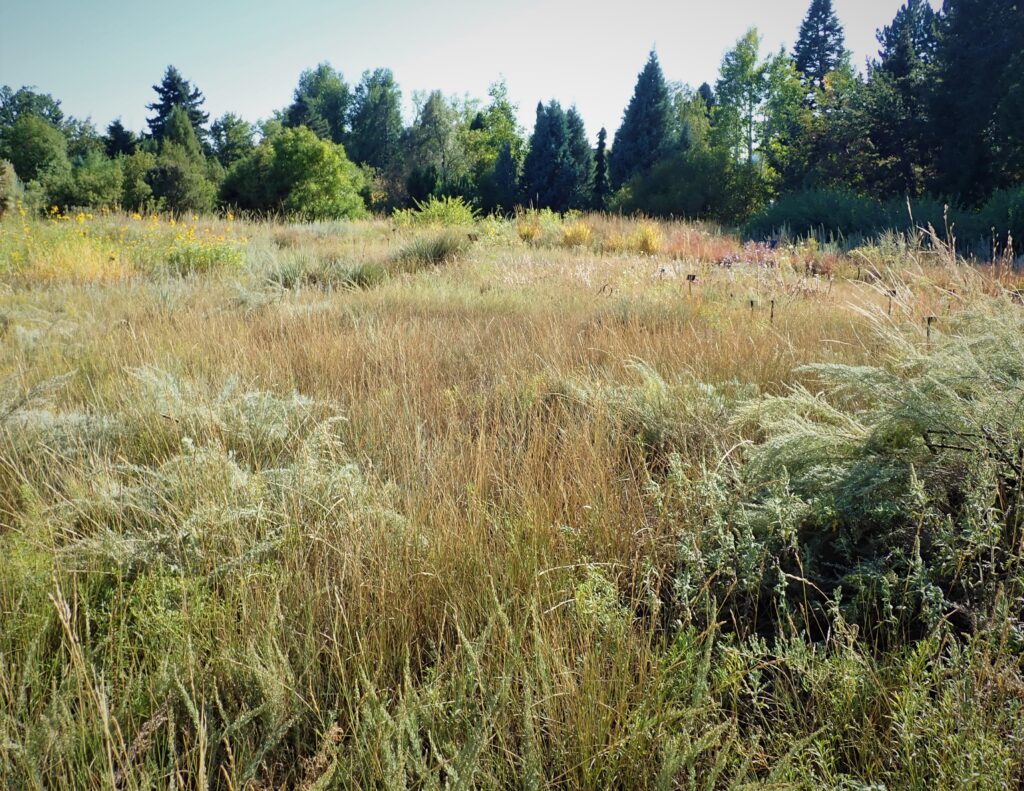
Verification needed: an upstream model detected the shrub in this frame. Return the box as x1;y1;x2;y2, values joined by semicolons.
222;127;367;220
0;114;68;183
44;150;124;210
632;222;663;255
0;158;17;218
560;220;593;248
392;195;479;227
165;238;244;275
664;309;1024;643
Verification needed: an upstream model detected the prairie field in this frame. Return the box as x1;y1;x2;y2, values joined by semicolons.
2;210;1024;789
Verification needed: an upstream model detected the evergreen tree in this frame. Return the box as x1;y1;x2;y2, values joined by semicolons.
931;0;1024;203
406;90;461;194
146;66;209;144
593;127;610;210
284;63;351;144
347;68;404;173
210;113;255;168
610;51;672;189
491;142;519;214
521;101;574;211
793;0;848;90
104;119;137;157
565;107;593;210
864;0;940;196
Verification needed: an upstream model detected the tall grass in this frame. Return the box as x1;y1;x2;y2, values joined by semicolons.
1;210;1022;788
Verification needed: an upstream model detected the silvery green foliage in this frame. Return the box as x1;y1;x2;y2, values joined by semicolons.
3;367;405;581
666;308;1024;641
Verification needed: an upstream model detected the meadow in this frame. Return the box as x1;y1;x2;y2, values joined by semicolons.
1;205;1023;789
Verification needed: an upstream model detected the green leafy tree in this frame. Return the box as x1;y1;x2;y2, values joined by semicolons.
0;113;69;183
120;151;156;211
44;150;123;209
793;0;848;91
713;29;769;163
145;107;217;213
146;66;209;144
460;79;526;212
405;90;462;199
209;113;255;167
285;63;351;144
0;85;64;129
105;119;137;157
610;51;672;189
593;127;609;210
762;50;814;191
222;126;366;220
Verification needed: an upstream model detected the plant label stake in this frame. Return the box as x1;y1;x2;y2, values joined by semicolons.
686;273;697;297
770;299;776;325
887;289;897;316
927;315;936;342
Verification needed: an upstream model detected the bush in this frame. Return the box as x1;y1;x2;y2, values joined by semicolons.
392;195;479;227
663;309;1024;642
0;114;68;183
746;189;888;240
560;220;592;248
44;150;123;210
0;158;17;218
146;146;218;214
222;127;367;220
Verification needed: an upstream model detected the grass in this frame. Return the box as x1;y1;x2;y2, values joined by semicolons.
1;209;1023;789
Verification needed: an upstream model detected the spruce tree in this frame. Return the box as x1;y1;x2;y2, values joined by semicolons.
521;101;573;211
593;127;609;210
346;68;403;173
146;66;209;143
931;0;1024;202
104;119;137;157
565;107;593;210
610;51;671;190
793;0;847;90
491;142;518;214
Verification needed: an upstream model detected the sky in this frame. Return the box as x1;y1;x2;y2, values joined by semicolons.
1;0;934;143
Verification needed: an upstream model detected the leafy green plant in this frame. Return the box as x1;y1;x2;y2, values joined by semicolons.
393;194;480;227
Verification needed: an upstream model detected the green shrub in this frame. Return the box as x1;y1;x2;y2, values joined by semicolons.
664;309;1024;643
393;195;479;227
164;238;244;275
44;150;124;210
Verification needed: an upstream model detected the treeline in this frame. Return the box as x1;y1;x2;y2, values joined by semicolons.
1;0;1022;242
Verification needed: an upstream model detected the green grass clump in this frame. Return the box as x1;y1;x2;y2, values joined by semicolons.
396;229;472;270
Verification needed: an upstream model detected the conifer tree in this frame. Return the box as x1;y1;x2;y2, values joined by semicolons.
491;141;519;214
793;0;847;90
610;51;671;189
593;127;609;210
104;119;137;157
346;68;404;173
146;66;209;143
521;101;573;211
565;107;593;210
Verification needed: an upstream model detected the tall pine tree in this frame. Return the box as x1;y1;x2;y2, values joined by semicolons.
610;51;671;190
793;0;847;90
565;107;593;210
347;68;403;173
593;127;609;210
146;66;209;144
931;0;1024;203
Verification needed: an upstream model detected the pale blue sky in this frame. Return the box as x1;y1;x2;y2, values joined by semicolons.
2;0;932;142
